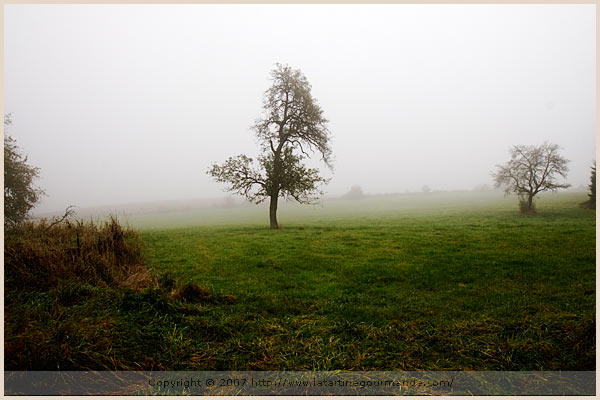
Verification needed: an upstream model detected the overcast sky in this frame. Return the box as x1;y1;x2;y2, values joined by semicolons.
4;4;596;213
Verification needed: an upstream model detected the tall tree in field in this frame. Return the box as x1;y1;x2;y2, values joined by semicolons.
492;142;570;213
4;114;45;226
208;64;333;229
580;161;595;209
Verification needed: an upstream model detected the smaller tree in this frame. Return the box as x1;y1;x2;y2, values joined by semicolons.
422;185;431;193
342;185;364;200
4;114;45;226
580;161;595;209
492;142;570;213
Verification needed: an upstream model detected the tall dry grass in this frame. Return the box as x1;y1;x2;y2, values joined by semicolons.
5;215;228;371
5;216;145;292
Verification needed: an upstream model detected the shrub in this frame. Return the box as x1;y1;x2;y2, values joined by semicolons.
4;115;45;227
580;162;595;209
342;185;364;200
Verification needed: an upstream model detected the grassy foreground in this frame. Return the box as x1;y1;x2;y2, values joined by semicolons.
5;191;595;371
141;191;595;370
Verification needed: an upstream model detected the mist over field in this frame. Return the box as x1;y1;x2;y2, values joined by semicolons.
4;4;596;215
4;5;596;382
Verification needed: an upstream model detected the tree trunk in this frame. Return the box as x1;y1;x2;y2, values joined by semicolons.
269;194;279;229
519;193;536;214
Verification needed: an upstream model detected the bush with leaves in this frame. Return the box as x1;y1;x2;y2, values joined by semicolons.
580;162;595;209
4;114;45;227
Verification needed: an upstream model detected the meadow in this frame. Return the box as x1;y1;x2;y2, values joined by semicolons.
5;191;595;372
139;191;595;370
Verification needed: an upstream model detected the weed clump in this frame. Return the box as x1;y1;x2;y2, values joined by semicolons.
5;216;236;372
55;281;93;306
167;282;237;305
5;216;144;292
158;272;176;291
170;283;212;303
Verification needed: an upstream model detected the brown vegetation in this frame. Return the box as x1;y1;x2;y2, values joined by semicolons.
4;215;232;371
5;216;146;291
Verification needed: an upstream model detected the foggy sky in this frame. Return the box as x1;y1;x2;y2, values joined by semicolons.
4;4;596;213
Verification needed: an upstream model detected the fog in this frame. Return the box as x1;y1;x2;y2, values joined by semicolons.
4;4;596;214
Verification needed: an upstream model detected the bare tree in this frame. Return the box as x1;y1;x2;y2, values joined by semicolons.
492;142;570;213
208;64;333;229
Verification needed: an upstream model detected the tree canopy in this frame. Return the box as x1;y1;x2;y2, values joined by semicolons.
492;142;570;213
208;64;332;229
580;161;595;209
4;114;45;226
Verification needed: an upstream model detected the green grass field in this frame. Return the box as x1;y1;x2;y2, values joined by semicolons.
132;191;595;370
5;191;594;372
